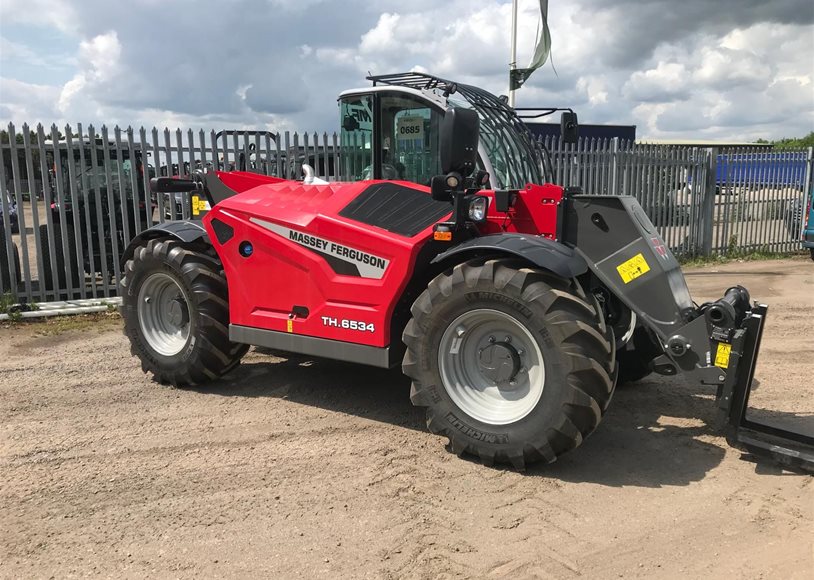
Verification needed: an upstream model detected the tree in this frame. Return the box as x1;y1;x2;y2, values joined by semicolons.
772;132;814;149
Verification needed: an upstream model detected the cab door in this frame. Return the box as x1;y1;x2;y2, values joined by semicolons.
376;92;443;185
339;91;444;185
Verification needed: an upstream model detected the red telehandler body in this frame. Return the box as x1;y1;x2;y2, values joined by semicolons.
121;73;812;471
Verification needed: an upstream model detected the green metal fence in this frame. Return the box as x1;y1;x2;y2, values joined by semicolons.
1;122;812;304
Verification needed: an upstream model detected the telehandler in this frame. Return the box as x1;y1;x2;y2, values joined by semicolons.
121;73;812;471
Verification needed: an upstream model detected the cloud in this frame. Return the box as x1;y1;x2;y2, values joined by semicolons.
1;37;48;67
0;77;61;125
0;0;79;33
571;0;814;69
0;0;811;142
623;63;691;103
57;31;123;116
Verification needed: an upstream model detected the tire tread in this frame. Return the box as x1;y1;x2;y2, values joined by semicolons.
121;238;248;387
403;257;616;469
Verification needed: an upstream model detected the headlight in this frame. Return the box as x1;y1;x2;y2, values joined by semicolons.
467;196;489;222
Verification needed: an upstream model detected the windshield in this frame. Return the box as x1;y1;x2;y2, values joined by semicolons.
53;147;143;200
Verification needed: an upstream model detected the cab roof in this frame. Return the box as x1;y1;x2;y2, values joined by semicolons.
338;72;548;188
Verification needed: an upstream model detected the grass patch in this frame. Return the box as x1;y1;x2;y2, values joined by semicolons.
1;310;122;334
678;233;806;267
679;250;804;268
30;311;122;336
0;293;39;323
0;292;16;315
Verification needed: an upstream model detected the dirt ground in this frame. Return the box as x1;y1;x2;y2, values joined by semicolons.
1;258;812;579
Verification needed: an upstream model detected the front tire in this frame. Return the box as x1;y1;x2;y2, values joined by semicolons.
121;238;248;386
403;258;616;469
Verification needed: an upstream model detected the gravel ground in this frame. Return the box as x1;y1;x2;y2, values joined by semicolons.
1;258;812;579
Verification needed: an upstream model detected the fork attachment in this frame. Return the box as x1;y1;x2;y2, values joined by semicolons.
718;304;814;473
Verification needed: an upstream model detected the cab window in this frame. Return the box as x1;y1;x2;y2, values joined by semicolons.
339;95;373;180
378;94;442;185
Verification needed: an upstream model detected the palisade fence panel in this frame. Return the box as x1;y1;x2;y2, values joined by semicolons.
709;147;811;255
542;137;711;256
540;138;812;257
0;123;340;303
1;122;812;304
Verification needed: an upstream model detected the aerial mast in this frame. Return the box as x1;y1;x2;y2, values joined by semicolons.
508;0;519;108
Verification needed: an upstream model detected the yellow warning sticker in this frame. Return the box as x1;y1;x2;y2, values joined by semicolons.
616;253;651;284
715;342;732;369
286;319;293;333
190;195;209;216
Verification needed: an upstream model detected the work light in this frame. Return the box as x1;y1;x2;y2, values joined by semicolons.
467;196;489;222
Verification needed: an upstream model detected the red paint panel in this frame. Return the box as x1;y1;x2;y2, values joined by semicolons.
478;183;563;238
203;179;433;347
202;173;565;349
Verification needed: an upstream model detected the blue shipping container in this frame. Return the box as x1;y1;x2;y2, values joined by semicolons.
715;152;808;187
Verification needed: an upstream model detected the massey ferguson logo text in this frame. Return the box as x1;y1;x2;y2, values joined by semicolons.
250;217;389;279
287;231;387;270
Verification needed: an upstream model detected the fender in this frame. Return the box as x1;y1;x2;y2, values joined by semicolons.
121;220;210;267
431;233;588;279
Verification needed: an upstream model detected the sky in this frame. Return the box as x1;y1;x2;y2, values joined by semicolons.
0;0;812;141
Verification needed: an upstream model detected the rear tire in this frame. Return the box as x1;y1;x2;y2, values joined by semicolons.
403;258;616;469
121;238;248;386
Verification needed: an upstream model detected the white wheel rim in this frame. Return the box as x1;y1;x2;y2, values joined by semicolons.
137;272;191;357
438;308;545;425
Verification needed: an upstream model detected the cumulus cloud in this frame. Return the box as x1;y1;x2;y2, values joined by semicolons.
58;31;123;116
0;0;78;33
623;63;691;103
0;78;61;124
0;0;811;141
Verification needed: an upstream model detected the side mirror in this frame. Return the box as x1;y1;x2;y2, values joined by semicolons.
342;115;360;132
561;111;579;144
440;107;479;177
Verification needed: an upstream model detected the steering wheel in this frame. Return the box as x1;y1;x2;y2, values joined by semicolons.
361;163;400;180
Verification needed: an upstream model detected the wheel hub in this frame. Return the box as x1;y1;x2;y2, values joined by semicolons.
137;272;191;357
167;297;189;327
478;342;521;384
438;309;545;426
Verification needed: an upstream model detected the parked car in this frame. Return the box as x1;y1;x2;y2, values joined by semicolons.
786;185;814;260
40;138;154;294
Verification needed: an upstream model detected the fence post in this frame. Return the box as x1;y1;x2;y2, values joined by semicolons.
611;137;619;195
700;147;718;256
801;147;814;241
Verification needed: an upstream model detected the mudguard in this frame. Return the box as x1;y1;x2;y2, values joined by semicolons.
120;220;209;267
430;233;588;279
